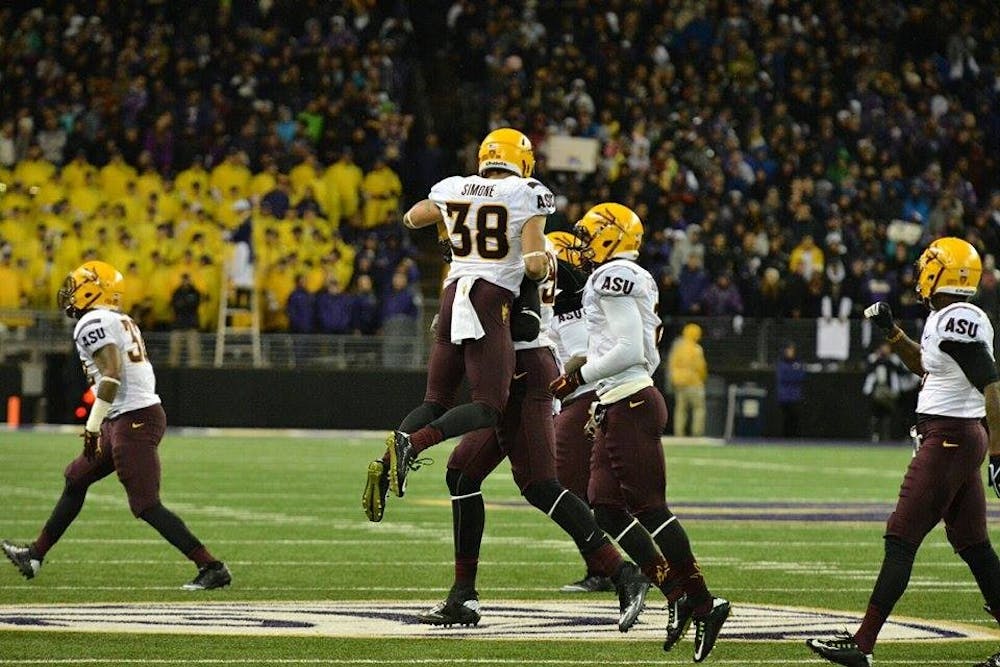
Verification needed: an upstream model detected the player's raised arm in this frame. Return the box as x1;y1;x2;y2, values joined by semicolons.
521;215;548;281
865;302;924;376
402;199;444;230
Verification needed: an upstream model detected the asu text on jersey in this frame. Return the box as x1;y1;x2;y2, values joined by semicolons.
583;260;661;399
918;302;995;418
73;309;161;418
430;174;555;293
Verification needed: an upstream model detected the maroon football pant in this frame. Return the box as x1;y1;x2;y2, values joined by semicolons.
64;404;167;517
424;279;515;415
554;390;599;502
448;347;559;490
588;386;669;514
887;417;988;551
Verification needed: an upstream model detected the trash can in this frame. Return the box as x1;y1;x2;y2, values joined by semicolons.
725;383;768;439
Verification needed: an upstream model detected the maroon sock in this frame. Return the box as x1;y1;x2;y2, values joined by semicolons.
32;530;54;559
854;603;886;654
671;557;711;613
186;545;216;568
409;425;444;452
640;556;683;603
455;555;478;589
583;542;624;578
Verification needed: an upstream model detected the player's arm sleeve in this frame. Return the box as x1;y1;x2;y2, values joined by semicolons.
510;274;542;342
559;319;589;359
579;296;644;383
939;340;1000;392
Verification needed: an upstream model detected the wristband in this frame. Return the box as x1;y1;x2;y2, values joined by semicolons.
85;396;112;432
886;329;903;344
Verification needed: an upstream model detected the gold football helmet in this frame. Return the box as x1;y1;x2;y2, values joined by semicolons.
573;202;643;267
915;237;981;304
546;231;585;267
478;128;534;178
57;260;125;318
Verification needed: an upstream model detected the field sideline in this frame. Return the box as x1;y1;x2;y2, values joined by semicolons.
1;429;999;665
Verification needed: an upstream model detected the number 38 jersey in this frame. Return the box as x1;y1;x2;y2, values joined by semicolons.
917;301;995;418
73;308;161;419
430;174;556;294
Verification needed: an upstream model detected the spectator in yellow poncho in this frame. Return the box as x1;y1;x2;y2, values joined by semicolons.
668;323;708;437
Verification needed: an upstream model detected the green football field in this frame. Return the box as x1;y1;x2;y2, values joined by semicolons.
1;429;1000;666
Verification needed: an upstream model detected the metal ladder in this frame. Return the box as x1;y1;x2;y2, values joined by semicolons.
213;286;263;367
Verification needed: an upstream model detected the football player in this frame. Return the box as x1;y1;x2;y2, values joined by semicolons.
364;128;552;507
808;238;1000;667
1;261;231;590
414;260;648;631
547;230;615;593
550;203;730;662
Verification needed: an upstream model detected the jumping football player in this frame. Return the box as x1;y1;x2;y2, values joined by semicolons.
2;261;231;591
808;237;1000;667
364;128;552;505
550;203;730;663
414;261;648;631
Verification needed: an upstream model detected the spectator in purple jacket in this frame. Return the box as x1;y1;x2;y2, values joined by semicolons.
678;254;711;315
315;277;353;334
700;273;744;316
351;274;380;335
776;342;807;437
286;274;315;334
381;270;422;368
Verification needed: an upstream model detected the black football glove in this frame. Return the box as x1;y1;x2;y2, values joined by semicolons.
863;301;894;333
81;430;101;462
989;455;1000;499
438;238;453;264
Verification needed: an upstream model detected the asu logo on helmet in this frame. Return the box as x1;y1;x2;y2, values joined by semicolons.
915;237;982;306
573;202;644;269
546;231;586;268
477;128;535;179
57;261;125;319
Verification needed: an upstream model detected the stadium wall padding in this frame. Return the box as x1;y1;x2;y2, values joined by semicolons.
39;355;882;438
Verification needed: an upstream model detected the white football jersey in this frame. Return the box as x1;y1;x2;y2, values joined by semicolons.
74;308;160;419
430;174;556;294
917;301;995;418
582;260;661;398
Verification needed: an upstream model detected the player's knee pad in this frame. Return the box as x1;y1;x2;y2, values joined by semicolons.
473;402;502;428
884;535;918;563
521;479;564;513
593;505;636;539
446;468;483;498
61;477;89;498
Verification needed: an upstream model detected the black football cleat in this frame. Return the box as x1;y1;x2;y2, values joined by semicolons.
614;562;650;632
692;597;731;662
182;561;232;590
387;430;415;497
560;573;614;593
417;586;481;626
663;594;694;652
362;459;390;522
2;541;41;580
975;651;1000;667
806;631;873;667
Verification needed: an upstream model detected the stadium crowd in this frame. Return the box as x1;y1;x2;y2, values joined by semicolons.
1;0;1000;335
440;0;1000;322
0;1;426;334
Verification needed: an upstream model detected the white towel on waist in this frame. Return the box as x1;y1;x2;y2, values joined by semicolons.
450;276;486;343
